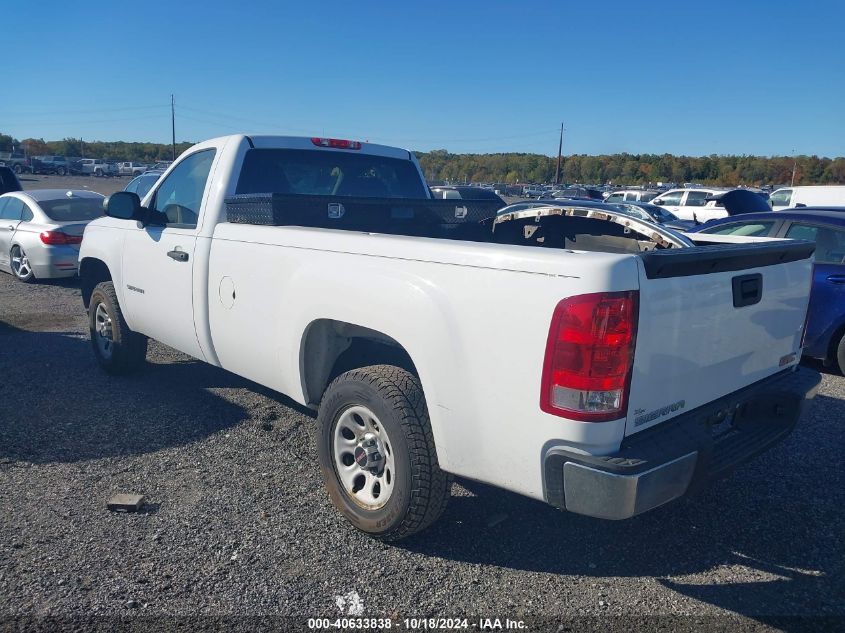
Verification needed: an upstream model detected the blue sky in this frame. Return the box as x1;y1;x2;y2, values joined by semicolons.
3;1;844;157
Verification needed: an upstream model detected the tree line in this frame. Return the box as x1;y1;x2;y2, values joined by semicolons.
416;149;845;187
2;133;843;186
0;134;193;163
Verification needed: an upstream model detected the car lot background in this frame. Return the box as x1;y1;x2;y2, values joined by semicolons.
0;175;842;629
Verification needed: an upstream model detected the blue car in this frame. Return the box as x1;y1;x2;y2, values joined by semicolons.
691;208;845;372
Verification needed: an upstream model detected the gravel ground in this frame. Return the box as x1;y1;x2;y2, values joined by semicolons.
19;173;130;197
0;273;843;632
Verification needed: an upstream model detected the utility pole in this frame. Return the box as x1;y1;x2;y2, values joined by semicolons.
171;94;176;161
790;149;797;187
554;122;564;185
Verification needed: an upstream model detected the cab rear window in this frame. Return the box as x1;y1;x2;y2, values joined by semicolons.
235;149;427;199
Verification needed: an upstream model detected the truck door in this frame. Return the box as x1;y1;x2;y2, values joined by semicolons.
120;148;217;360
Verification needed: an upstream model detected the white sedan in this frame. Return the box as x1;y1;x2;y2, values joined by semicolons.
0;189;105;282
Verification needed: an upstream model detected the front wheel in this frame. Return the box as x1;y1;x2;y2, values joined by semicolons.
10;245;35;282
836;334;845;375
56;166;66;176
89;281;147;374
317;365;452;541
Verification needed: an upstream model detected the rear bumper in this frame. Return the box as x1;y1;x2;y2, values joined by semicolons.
31;246;80;279
542;366;821;520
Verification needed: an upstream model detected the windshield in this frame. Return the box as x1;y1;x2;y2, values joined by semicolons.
236;149;428;198
39;197;104;221
136;175;159;199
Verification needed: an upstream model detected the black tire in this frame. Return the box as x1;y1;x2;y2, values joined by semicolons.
95;169;103;177
13;164;22;174
836;334;845;375
57;166;66;176
317;365;452;541
10;245;35;283
88;281;147;374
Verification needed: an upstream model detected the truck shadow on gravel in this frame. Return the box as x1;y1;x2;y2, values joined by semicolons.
402;394;844;626
0;328;311;464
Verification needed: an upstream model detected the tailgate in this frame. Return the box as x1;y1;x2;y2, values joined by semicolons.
626;240;815;436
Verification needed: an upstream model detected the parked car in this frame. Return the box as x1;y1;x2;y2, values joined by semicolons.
33;155;71;176
651;187;724;222
118;162;148;177
76;134;823;540
0;189;105;282
429;185;506;207
691;208;845;372
123;171;163;201
769;186;845;211
0;166;22;195
0;153;34;174
550;186;605;201
152;161;173;170
78;158;119;177
522;185;547;198
604;189;659;203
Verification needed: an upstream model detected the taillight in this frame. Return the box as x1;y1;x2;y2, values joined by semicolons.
540;291;639;422
39;231;82;245
311;137;362;150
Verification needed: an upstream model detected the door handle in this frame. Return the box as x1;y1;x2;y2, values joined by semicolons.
826;274;845;284
2;225;13;231
167;249;189;262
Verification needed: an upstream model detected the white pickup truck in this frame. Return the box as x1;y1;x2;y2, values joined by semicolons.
79;135;820;540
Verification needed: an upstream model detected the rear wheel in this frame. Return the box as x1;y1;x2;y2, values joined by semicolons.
10;245;35;282
89;281;147;374
13;164;22;174
56;166;66;176
316;365;452;541
836;335;845;375
95;168;103;177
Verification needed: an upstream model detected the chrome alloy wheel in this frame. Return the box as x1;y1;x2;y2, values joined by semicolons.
332;405;396;510
94;302;114;359
10;246;31;279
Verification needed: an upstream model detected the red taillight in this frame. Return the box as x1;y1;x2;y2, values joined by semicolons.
39;231;82;245
311;137;362;150
540;291;639;422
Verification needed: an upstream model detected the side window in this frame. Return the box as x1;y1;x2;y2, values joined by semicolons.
0;197;24;221
605;193;623;202
702;221;775;237
770;189;793;207
658;191;683;206
685;191;710;207
125;179;139;194
150;149;216;228
20;203;34;222
785;223;845;264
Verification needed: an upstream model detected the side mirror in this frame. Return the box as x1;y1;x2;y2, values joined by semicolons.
652;198;664;205
104;191;144;221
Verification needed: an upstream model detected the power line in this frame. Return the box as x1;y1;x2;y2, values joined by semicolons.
0;104;169;118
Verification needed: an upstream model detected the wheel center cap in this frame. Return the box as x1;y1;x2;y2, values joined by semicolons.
354;446;369;468
353;434;384;473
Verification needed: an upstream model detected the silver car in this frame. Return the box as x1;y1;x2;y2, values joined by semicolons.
0;189;105;282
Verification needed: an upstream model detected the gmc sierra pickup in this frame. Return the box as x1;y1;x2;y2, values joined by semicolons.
79;134;820;540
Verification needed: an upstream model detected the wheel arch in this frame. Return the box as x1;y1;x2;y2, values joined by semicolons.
80;257;112;308
300;319;419;408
